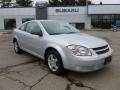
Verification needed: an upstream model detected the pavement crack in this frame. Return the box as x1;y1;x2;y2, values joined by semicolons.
0;61;39;76
66;78;96;90
29;72;50;90
64;73;97;90
65;81;72;90
4;75;30;90
2;71;50;90
0;67;23;76
0;60;50;90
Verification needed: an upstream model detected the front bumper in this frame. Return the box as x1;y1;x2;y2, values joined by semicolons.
62;47;112;72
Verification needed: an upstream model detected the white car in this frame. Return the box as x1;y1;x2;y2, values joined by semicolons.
13;20;112;74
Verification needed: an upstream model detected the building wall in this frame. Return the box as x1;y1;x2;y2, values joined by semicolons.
88;5;120;14
36;8;48;20
85;15;91;29
0;18;4;30
0;8;35;30
47;7;91;29
88;5;120;29
1;5;120;30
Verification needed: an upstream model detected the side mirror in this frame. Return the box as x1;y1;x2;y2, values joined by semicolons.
31;30;43;36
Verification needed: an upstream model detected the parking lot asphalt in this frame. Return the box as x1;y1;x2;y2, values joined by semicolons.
0;31;120;90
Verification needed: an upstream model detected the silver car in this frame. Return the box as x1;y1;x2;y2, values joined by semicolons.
13;20;112;74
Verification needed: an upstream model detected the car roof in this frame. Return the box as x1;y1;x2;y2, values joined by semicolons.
30;20;59;22
29;20;66;23
18;20;63;29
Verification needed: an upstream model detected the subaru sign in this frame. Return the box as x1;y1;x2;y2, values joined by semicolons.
35;1;48;9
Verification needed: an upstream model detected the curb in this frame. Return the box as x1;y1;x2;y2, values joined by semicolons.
0;32;12;36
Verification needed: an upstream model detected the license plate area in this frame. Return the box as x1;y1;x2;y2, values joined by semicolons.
104;56;112;65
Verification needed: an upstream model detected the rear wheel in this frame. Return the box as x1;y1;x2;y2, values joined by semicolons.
13;40;22;53
46;50;64;75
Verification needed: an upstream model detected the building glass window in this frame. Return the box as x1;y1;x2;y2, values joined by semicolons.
76;23;85;30
4;19;16;30
70;23;85;30
22;18;35;23
91;15;120;29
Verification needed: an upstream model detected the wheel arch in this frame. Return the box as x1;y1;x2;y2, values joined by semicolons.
44;46;65;67
13;37;17;42
13;35;18;43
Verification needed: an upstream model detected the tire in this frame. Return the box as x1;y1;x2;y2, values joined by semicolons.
13;40;22;54
46;50;64;75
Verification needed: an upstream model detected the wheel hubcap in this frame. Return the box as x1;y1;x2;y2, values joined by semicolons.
48;54;58;72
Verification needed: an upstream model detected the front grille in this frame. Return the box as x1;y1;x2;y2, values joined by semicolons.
93;45;109;55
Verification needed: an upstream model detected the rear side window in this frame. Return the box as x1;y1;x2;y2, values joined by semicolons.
19;24;26;31
25;22;42;34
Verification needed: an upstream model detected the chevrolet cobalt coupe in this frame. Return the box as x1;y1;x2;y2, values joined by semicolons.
13;20;112;74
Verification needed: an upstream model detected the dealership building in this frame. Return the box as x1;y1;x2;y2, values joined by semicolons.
0;4;120;30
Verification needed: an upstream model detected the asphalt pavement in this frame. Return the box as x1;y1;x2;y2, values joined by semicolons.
0;31;120;90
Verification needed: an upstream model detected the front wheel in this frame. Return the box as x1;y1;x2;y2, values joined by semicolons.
46;50;64;75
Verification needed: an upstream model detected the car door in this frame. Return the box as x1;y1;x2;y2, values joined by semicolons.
23;22;44;57
16;23;27;49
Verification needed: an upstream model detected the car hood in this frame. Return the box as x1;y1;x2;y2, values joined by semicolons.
50;33;108;48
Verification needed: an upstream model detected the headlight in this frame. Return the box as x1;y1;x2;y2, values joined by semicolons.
67;45;92;56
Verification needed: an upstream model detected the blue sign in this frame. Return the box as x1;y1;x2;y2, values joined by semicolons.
35;1;48;9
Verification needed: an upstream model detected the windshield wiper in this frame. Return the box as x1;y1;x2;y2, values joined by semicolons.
65;32;78;34
50;32;78;35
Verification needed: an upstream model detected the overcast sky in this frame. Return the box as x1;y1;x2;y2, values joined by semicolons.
92;0;120;4
33;0;120;4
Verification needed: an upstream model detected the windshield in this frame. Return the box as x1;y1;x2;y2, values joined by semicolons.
41;21;80;35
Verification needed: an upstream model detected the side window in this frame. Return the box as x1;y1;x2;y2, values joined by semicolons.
25;22;42;34
19;24;26;31
26;23;34;33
